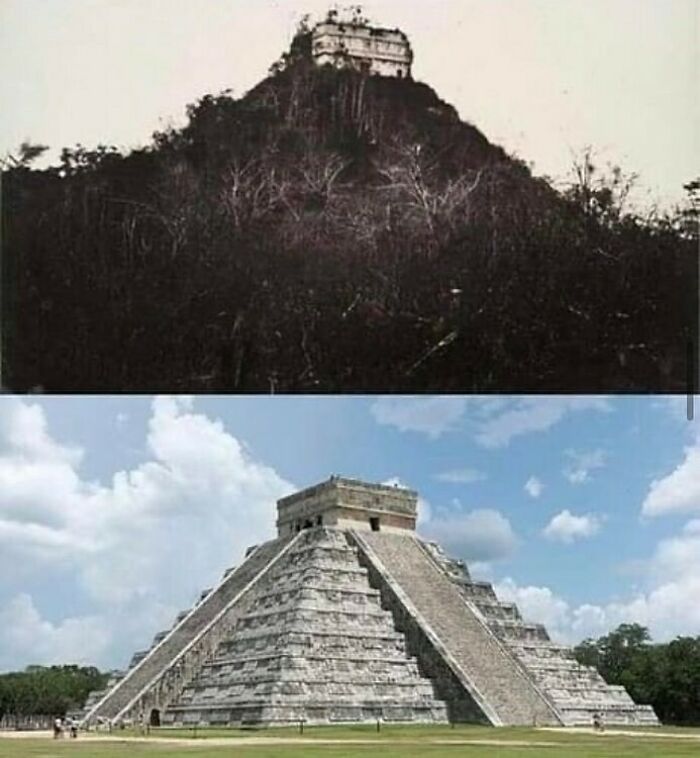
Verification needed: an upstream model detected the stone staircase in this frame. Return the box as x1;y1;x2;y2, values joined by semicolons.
420;539;660;726
165;528;448;726
81;535;296;726
351;530;561;726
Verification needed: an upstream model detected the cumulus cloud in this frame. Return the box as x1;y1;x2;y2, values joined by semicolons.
642;444;700;518
495;579;571;640
543;509;602;543
496;518;700;643
371;397;467;438
563;449;607;484
435;468;486;484
422;508;518;563
0;397;293;671
524;476;543;498
0;595;111;669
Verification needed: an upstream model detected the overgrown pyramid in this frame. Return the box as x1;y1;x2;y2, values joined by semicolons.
81;478;659;728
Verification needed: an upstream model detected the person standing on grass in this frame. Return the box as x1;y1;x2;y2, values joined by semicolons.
53;717;62;739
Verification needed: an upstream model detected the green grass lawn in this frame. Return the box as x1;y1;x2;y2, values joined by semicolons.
1;725;698;758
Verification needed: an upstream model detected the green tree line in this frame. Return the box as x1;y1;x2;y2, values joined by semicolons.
574;624;700;726
0;665;108;719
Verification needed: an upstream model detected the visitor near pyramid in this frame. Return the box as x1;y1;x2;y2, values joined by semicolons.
80;478;659;729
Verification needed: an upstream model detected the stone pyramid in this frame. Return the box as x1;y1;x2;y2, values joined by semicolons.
81;477;658;728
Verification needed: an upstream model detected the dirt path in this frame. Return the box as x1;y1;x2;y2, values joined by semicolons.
4;728;699;747
538;726;700;741
0;731;559;748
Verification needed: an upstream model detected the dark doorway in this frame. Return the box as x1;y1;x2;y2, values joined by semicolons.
370;517;380;532
149;708;160;727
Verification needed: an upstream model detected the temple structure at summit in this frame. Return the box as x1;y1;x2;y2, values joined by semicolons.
80;477;659;728
311;18;413;78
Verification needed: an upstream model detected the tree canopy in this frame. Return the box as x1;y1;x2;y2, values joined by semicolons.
3;62;697;392
574;624;700;726
0;665;109;719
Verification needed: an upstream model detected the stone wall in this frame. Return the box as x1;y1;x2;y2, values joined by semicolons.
277;478;416;536
312;22;413;78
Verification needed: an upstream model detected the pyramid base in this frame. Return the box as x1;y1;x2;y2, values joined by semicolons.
162;703;449;727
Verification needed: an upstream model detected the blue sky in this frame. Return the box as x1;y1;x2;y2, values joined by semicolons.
0;395;698;672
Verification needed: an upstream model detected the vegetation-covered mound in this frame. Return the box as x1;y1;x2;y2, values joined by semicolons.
3;58;696;391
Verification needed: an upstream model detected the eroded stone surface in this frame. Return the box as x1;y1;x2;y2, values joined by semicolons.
81;477;659;728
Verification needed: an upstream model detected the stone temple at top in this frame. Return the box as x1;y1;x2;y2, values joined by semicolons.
80;477;658;728
311;18;413;78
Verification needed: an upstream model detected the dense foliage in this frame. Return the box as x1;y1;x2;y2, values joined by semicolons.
3;59;696;391
0;665;108;719
574;624;700;726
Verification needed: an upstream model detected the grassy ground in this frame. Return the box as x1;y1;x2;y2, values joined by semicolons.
1;725;699;758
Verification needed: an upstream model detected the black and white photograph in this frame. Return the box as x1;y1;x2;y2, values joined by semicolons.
2;0;697;392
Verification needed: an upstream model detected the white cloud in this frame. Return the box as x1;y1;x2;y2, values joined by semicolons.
382;476;411;489
543;509;602;543
422;508;518;562
642;444;700;518
371;396;611;447
435;468;485;484
371;397;467;438
496;518;700;643
495;578;571;640
416;496;432;528
0;595;111;669
524;476;543;498
0;396;293;671
473;397;611;449
563;449;607;484
0;400;83;466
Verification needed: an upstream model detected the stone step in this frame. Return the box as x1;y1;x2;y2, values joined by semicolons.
267;564;370;585
352;531;560;726
250;589;381;610
508;642;575;659
190;663;428;686
489;620;550;642
167;528;449;727
474;601;521;622
82;535;294;724
458;581;499;602
201;652;419;672
163;701;448;726
178;679;435;706
238;603;393;626
221;627;407;647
